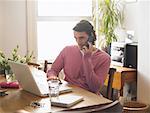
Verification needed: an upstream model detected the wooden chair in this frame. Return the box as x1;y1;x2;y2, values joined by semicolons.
27;62;42;70
43;60;65;79
43;60;53;73
100;68;117;100
27;62;40;68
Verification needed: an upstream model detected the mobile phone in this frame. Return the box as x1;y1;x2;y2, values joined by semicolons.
83;36;94;49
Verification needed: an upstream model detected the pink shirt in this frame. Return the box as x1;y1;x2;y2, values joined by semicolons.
47;45;111;94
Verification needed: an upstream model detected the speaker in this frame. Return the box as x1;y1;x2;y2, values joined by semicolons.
124;43;138;69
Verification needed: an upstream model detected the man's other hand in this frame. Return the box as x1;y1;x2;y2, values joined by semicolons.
47;74;58;81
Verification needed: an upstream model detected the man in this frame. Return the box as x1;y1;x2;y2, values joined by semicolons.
47;20;111;94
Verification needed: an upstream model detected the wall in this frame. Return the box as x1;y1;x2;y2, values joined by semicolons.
0;0;3;49
124;0;150;104
124;1;139;42
136;1;150;104
2;0;27;57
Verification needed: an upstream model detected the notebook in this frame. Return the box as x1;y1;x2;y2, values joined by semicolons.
8;61;72;97
51;94;84;108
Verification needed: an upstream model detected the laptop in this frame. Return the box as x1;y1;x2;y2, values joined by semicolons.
8;61;72;97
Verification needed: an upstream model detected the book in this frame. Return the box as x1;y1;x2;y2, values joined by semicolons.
51;94;84;108
0;81;19;89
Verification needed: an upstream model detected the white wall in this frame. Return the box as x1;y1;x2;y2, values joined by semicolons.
0;0;4;49
124;1;150;104
2;0;27;57
124;1;139;42
136;1;150;104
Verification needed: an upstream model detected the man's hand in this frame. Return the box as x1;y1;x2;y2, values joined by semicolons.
47;74;62;84
81;42;94;54
47;74;58;81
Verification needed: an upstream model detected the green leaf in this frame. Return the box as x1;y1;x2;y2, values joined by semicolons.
97;0;123;47
0;45;34;71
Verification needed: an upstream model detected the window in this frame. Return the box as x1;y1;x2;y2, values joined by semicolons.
36;0;92;62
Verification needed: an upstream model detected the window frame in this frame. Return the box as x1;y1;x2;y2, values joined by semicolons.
26;0;94;62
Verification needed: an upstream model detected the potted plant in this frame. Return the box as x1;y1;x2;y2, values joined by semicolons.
0;45;34;81
94;0;124;53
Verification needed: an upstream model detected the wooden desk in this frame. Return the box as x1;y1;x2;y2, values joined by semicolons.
0;76;113;113
105;66;137;96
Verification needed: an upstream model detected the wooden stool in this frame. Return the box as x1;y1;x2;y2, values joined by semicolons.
123;101;149;113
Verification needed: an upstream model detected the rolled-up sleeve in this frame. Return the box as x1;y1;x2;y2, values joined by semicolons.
47;48;66;77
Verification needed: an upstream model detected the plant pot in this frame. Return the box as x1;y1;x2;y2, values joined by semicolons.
4;69;16;82
0;68;5;74
5;73;16;82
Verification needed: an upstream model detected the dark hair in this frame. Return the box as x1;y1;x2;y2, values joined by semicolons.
73;20;96;44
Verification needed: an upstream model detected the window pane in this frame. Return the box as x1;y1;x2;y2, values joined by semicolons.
37;21;77;61
38;0;92;16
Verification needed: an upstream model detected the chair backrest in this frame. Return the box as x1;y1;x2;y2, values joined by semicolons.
27;62;42;70
107;68;116;100
44;60;52;73
44;60;65;79
100;68;116;100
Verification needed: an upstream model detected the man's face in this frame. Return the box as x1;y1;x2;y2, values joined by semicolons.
74;31;88;49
